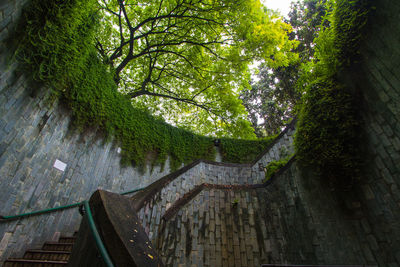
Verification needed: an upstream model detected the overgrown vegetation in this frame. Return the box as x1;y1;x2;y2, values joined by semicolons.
263;156;292;182
241;0;328;137
11;0;283;170
94;0;297;138
294;0;370;189
219;135;276;163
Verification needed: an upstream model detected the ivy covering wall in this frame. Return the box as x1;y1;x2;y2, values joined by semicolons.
294;0;370;188
11;0;274;170
219;136;276;163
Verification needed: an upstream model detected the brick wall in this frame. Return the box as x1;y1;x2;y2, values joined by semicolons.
1;0;399;265
132;125;295;242
149;0;400;265
0;2;295;262
347;0;400;264
156;162;378;266
0;1;174;259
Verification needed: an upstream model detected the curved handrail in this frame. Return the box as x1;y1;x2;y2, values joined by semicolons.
0;188;147;266
83;200;114;267
0;188;145;221
0;202;83;221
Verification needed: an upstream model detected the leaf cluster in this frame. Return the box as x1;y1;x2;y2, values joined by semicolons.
241;0;328;137
219;135;276;163
295;0;370;189
263;156;292;182
96;0;298;138
14;0;99;92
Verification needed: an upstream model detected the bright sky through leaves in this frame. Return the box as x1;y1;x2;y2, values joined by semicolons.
251;0;293;80
261;0;292;17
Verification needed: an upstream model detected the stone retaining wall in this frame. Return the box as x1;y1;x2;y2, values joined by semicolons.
344;0;400;265
2;0;399;266
133;126;295;243
0;1;295;261
155;161;380;266
0;1;171;259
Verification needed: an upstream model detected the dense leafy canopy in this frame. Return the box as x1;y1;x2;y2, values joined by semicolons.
241;0;327;137
12;0;294;170
96;0;297;138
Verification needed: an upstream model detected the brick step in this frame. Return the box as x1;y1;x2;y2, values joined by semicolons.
3;258;68;266
58;236;76;243
24;250;71;261
42;242;74;252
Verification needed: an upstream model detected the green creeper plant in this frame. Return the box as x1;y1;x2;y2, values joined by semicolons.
294;0;370;189
263;156;292;182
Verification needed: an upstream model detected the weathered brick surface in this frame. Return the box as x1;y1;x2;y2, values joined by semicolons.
135;127;295;244
346;0;400;265
1;0;399;266
144;1;400;265
157;188;267;267
0;1;173;260
0;70;174;262
0;2;294;263
156;161;392;266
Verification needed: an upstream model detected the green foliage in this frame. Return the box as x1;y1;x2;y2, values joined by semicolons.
232;199;239;207
14;0;99;93
14;0;274;170
241;0;328;137
295;0;369;189
96;0;298;138
219;136;276;163
263;156;292;182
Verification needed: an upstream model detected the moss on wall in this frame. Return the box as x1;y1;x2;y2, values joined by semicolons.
219;136;276;163
294;0;370;189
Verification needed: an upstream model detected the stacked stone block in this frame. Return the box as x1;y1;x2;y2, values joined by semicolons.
156;188;270;267
346;0;400;265
251;125;295;182
136;130;295;244
2;0;400;266
137;162;252;241
156;161;390;266
0;35;173;267
0;1;28;46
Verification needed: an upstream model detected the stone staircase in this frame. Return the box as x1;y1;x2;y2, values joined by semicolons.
3;234;75;266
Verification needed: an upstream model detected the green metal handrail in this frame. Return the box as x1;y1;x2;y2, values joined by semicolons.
0;202;83;220
83;200;114;267
0;187;145;221
0;186;145;266
120;186;145;195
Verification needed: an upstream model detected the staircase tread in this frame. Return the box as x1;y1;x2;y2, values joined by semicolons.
26;249;71;254
5;258;68;263
43;242;74;245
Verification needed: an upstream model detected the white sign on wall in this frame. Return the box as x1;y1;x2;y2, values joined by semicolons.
53;159;67;172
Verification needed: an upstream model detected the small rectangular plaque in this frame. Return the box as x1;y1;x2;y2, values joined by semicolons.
53;159;67;172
